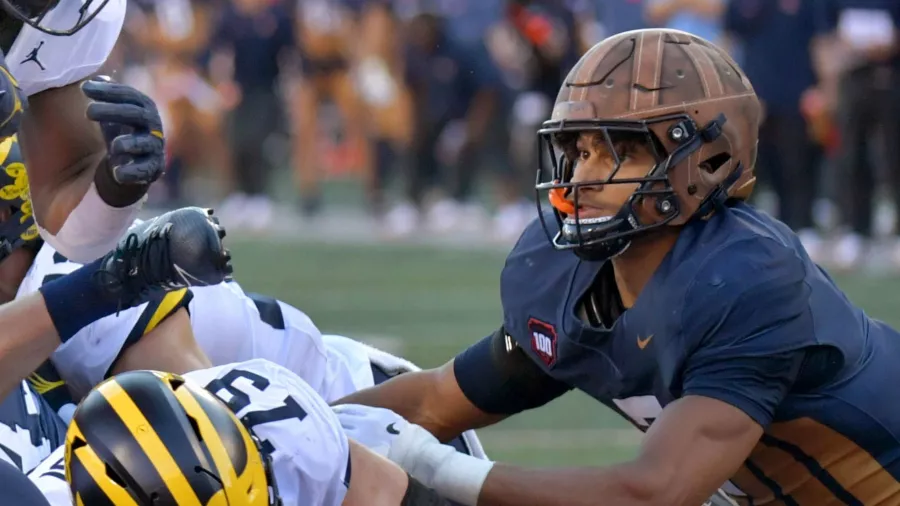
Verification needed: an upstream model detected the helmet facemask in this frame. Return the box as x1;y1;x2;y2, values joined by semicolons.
536;112;724;261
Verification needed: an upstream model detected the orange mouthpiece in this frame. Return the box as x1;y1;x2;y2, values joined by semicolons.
549;187;576;215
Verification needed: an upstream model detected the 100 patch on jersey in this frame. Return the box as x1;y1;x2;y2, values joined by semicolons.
528;318;557;367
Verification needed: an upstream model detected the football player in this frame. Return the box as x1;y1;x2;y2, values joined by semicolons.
29;359;454;506
26;275;487;458
336;28;900;506
0;131;485;462
0;200;231;476
0;0;166;263
34;281;488;459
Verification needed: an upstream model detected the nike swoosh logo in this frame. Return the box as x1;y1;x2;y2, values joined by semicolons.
386;423;400;435
637;335;654;350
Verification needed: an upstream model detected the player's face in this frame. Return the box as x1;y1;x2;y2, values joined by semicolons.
567;131;656;220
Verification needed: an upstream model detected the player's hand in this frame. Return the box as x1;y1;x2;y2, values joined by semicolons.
82;77;165;186
335;404;495;505
0;52;27;140
333;404;453;485
333;404;411;457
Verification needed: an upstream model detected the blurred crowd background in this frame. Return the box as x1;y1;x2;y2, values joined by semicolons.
102;0;900;272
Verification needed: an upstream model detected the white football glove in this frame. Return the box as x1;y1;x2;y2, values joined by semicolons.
332;403;494;506
333;404;411;458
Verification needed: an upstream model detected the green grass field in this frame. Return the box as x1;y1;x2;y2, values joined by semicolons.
225;236;900;467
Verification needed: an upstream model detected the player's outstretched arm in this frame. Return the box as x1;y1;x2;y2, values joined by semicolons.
335;328;571;441
0;207;230;400
377;395;759;506
0;257;153;401
20;78;166;263
0;291;65;401
335;359;504;442
477;395;760;506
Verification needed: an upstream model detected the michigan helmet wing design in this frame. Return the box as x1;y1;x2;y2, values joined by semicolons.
65;370;275;506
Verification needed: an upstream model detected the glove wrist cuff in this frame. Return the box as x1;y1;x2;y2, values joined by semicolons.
390;425;494;506
93;158;148;207
431;450;494;506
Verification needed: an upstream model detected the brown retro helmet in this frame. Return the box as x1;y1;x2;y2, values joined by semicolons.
535;29;760;260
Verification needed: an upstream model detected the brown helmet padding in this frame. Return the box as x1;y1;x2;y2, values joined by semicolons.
551;29;761;222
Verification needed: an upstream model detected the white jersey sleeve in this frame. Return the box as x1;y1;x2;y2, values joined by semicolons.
27;445;70;506
185;359;349;506
188;282;359;403
17;242;192;401
6;0;126;96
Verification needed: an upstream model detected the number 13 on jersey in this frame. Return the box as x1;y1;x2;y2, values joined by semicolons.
204;368;309;454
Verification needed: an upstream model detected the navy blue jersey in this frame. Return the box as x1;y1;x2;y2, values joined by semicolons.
456;202;900;504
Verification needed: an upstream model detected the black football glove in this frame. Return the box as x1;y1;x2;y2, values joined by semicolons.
82;76;165;186
0;52;27;139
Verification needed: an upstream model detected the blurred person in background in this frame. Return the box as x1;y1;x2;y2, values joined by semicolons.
385;6;507;237
594;0;650;37
725;0;824;261
291;0;375;217
208;0;296;231
813;0;900;269
644;0;726;45
123;0;230;208
487;0;578;240
352;1;415;217
566;0;605;52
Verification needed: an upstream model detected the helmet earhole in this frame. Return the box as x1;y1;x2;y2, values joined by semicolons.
699;153;732;174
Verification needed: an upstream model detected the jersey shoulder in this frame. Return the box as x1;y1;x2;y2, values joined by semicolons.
185;360;349;506
500;212;583;317
7;0;125;96
660;203;813;354
187;284;345;400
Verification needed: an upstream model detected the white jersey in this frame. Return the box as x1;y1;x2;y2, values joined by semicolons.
16;242;360;408
17;243;193;409
18;241;488;458
29;359;350;506
6;0;126;97
187;283;360;402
